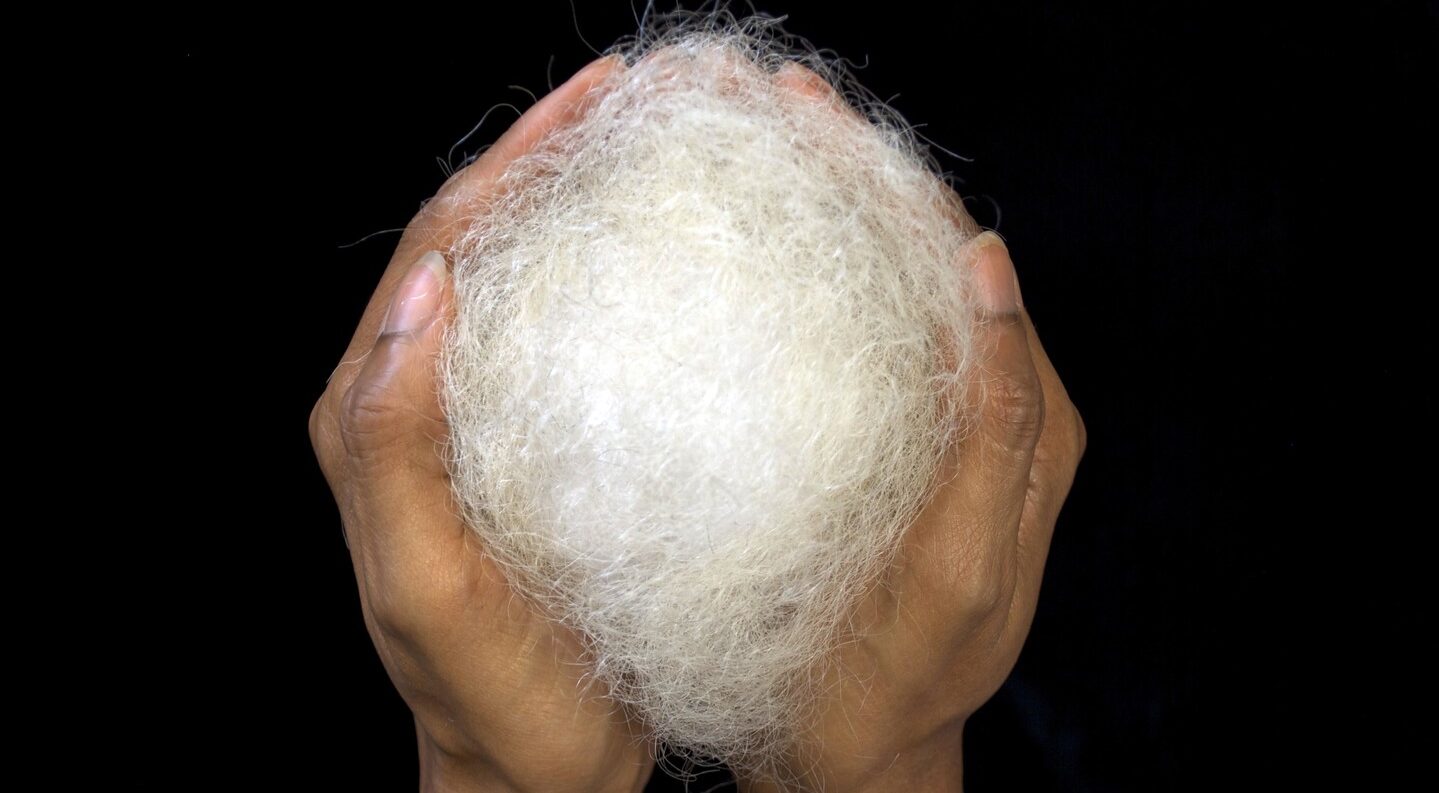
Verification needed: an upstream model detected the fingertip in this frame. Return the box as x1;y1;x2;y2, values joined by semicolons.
380;251;447;337
434;57;626;205
417;249;449;281
571;52;628;87
776;61;833;102
969;231;1021;315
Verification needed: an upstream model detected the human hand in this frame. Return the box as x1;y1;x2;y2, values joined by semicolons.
738;227;1086;791
308;56;655;793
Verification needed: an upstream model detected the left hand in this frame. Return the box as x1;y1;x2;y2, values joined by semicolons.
741;232;1086;792
743;62;1088;790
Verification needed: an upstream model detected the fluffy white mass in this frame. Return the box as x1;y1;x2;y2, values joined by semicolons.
439;14;981;776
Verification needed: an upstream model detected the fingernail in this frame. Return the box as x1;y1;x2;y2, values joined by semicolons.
580;53;626;79
971;231;1021;314
777;62;830;101
382;251;447;335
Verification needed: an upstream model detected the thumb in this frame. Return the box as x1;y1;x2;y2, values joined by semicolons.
894;232;1046;626
338;250;451;485
950;233;1046;545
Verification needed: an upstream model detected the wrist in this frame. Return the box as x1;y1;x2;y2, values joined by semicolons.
416;728;508;793
737;720;965;793
415;723;651;793
847;722;965;793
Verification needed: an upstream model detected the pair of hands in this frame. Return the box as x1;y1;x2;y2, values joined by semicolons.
309;55;1085;793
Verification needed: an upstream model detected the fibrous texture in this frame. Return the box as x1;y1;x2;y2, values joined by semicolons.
440;11;980;777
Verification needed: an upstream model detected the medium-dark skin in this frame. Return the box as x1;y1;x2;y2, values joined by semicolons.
310;54;1084;793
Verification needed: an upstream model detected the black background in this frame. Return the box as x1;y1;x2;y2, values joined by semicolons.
176;2;1434;790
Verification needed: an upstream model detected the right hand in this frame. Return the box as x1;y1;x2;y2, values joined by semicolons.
308;55;655;793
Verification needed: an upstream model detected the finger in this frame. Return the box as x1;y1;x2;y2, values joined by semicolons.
337;250;452;505
773;60;878;133
772;59;981;238
342;56;624;389
422;53;627;231
958;232;1044;530
632;42;761;98
315;55;626;459
775;61;841;104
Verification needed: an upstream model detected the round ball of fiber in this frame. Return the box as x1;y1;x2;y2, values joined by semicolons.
438;11;981;778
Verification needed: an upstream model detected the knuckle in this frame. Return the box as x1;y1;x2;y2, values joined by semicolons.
1034;401;1086;485
338;375;404;458
957;572;1006;620
309;394;345;480
369;592;424;642
369;572;460;643
987;372;1046;446
948;554;1010;619
1050;400;1087;467
308;396;328;453
367;574;429;638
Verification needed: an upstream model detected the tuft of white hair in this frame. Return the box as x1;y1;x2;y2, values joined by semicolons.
439;10;980;779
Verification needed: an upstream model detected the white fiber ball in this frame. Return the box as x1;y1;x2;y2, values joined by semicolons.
439;13;981;777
